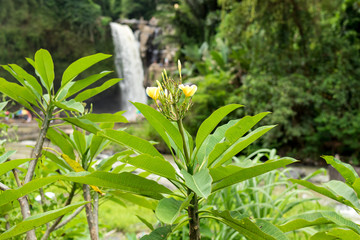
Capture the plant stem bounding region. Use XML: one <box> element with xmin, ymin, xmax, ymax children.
<box><xmin>83</xmin><ymin>184</ymin><xmax>98</xmax><ymax>240</ymax></box>
<box><xmin>5</xmin><ymin>214</ymin><xmax>10</xmax><ymax>230</ymax></box>
<box><xmin>188</xmin><ymin>192</ymin><xmax>201</xmax><ymax>240</ymax></box>
<box><xmin>177</xmin><ymin>119</ymin><xmax>201</xmax><ymax>239</ymax></box>
<box><xmin>54</xmin><ymin>205</ymin><xmax>85</xmax><ymax>230</ymax></box>
<box><xmin>0</xmin><ymin>182</ymin><xmax>10</xmax><ymax>191</ymax></box>
<box><xmin>177</xmin><ymin>119</ymin><xmax>191</xmax><ymax>171</ymax></box>
<box><xmin>41</xmin><ymin>183</ymin><xmax>77</xmax><ymax>240</ymax></box>
<box><xmin>19</xmin><ymin>105</ymin><xmax>54</xmax><ymax>240</ymax></box>
<box><xmin>25</xmin><ymin>106</ymin><xmax>53</xmax><ymax>183</ymax></box>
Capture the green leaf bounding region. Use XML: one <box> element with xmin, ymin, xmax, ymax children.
<box><xmin>0</xmin><ymin>150</ymin><xmax>16</xmax><ymax>164</ymax></box>
<box><xmin>0</xmin><ymin>101</ymin><xmax>8</xmax><ymax>111</ymax></box>
<box><xmin>54</xmin><ymin>99</ymin><xmax>84</xmax><ymax>113</ymax></box>
<box><xmin>324</xmin><ymin>180</ymin><xmax>360</xmax><ymax>210</ymax></box>
<box><xmin>111</xmin><ymin>191</ymin><xmax>158</xmax><ymax>210</ymax></box>
<box><xmin>25</xmin><ymin>58</ymin><xmax>35</xmax><ymax>68</ymax></box>
<box><xmin>352</xmin><ymin>178</ymin><xmax>360</xmax><ymax>198</ymax></box>
<box><xmin>0</xmin><ymin>176</ymin><xmax>61</xmax><ymax>207</ymax></box>
<box><xmin>64</xmin><ymin>171</ymin><xmax>172</xmax><ymax>200</ymax></box>
<box><xmin>210</xmin><ymin>210</ymin><xmax>277</xmax><ymax>240</ymax></box>
<box><xmin>65</xmin><ymin>71</ymin><xmax>112</xmax><ymax>98</ymax></box>
<box><xmin>0</xmin><ymin>159</ymin><xmax>33</xmax><ymax>176</ymax></box>
<box><xmin>96</xmin><ymin>152</ymin><xmax>126</xmax><ymax>171</ymax></box>
<box><xmin>278</xmin><ymin>211</ymin><xmax>333</xmax><ymax>232</ymax></box>
<box><xmin>80</xmin><ymin>111</ymin><xmax>128</xmax><ymax>123</ymax></box>
<box><xmin>89</xmin><ymin>135</ymin><xmax>109</xmax><ymax>160</ymax></box>
<box><xmin>195</xmin><ymin>104</ymin><xmax>242</xmax><ymax>151</ymax></box>
<box><xmin>132</xmin><ymin>102</ymin><xmax>183</xmax><ymax>151</ymax></box>
<box><xmin>44</xmin><ymin>151</ymin><xmax>72</xmax><ymax>171</ymax></box>
<box><xmin>34</xmin><ymin>49</ymin><xmax>54</xmax><ymax>92</ymax></box>
<box><xmin>0</xmin><ymin>172</ymin><xmax>172</xmax><ymax>207</ymax></box>
<box><xmin>0</xmin><ymin>78</ymin><xmax>38</xmax><ymax>110</ymax></box>
<box><xmin>310</xmin><ymin>232</ymin><xmax>337</xmax><ymax>240</ymax></box>
<box><xmin>61</xmin><ymin>53</ymin><xmax>112</xmax><ymax>87</ymax></box>
<box><xmin>212</xmin><ymin>158</ymin><xmax>296</xmax><ymax>192</ymax></box>
<box><xmin>7</xmin><ymin>64</ymin><xmax>43</xmax><ymax>97</ymax></box>
<box><xmin>155</xmin><ymin>198</ymin><xmax>183</xmax><ymax>224</ymax></box>
<box><xmin>279</xmin><ymin>210</ymin><xmax>360</xmax><ymax>235</ymax></box>
<box><xmin>209</xmin><ymin>125</ymin><xmax>275</xmax><ymax>167</ymax></box>
<box><xmin>56</xmin><ymin>81</ymin><xmax>75</xmax><ymax>101</ymax></box>
<box><xmin>74</xmin><ymin>78</ymin><xmax>121</xmax><ymax>102</ymax></box>
<box><xmin>63</xmin><ymin>118</ymin><xmax>101</xmax><ymax>134</ymax></box>
<box><xmin>181</xmin><ymin>168</ymin><xmax>212</xmax><ymax>198</ymax></box>
<box><xmin>72</xmin><ymin>130</ymin><xmax>86</xmax><ymax>155</ymax></box>
<box><xmin>322</xmin><ymin>155</ymin><xmax>358</xmax><ymax>185</ymax></box>
<box><xmin>47</xmin><ymin>128</ymin><xmax>75</xmax><ymax>159</ymax></box>
<box><xmin>137</xmin><ymin>215</ymin><xmax>155</xmax><ymax>231</ymax></box>
<box><xmin>1</xmin><ymin>65</ymin><xmax>41</xmax><ymax>102</ymax></box>
<box><xmin>311</xmin><ymin>228</ymin><xmax>360</xmax><ymax>240</ymax></box>
<box><xmin>195</xmin><ymin>119</ymin><xmax>238</xmax><ymax>162</ymax></box>
<box><xmin>291</xmin><ymin>179</ymin><xmax>343</xmax><ymax>202</ymax></box>
<box><xmin>99</xmin><ymin>129</ymin><xmax>163</xmax><ymax>158</ymax></box>
<box><xmin>140</xmin><ymin>226</ymin><xmax>172</xmax><ymax>240</ymax></box>
<box><xmin>0</xmin><ymin>202</ymin><xmax>87</xmax><ymax>240</ymax></box>
<box><xmin>124</xmin><ymin>154</ymin><xmax>177</xmax><ymax>181</ymax></box>
<box><xmin>255</xmin><ymin>219</ymin><xmax>289</xmax><ymax>240</ymax></box>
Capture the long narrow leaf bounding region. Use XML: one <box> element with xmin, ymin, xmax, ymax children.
<box><xmin>80</xmin><ymin>111</ymin><xmax>128</xmax><ymax>123</ymax></box>
<box><xmin>195</xmin><ymin>104</ymin><xmax>243</xmax><ymax>150</ymax></box>
<box><xmin>0</xmin><ymin>159</ymin><xmax>33</xmax><ymax>176</ymax></box>
<box><xmin>74</xmin><ymin>78</ymin><xmax>121</xmax><ymax>102</ymax></box>
<box><xmin>63</xmin><ymin>118</ymin><xmax>101</xmax><ymax>134</ymax></box>
<box><xmin>99</xmin><ymin>129</ymin><xmax>163</xmax><ymax>158</ymax></box>
<box><xmin>132</xmin><ymin>102</ymin><xmax>183</xmax><ymax>151</ymax></box>
<box><xmin>0</xmin><ymin>151</ymin><xmax>16</xmax><ymax>164</ymax></box>
<box><xmin>124</xmin><ymin>154</ymin><xmax>177</xmax><ymax>181</ymax></box>
<box><xmin>322</xmin><ymin>155</ymin><xmax>358</xmax><ymax>185</ymax></box>
<box><xmin>0</xmin><ymin>202</ymin><xmax>87</xmax><ymax>240</ymax></box>
<box><xmin>34</xmin><ymin>49</ymin><xmax>54</xmax><ymax>92</ymax></box>
<box><xmin>209</xmin><ymin>125</ymin><xmax>276</xmax><ymax>167</ymax></box>
<box><xmin>212</xmin><ymin>158</ymin><xmax>296</xmax><ymax>192</ymax></box>
<box><xmin>7</xmin><ymin>64</ymin><xmax>43</xmax><ymax>97</ymax></box>
<box><xmin>61</xmin><ymin>53</ymin><xmax>111</xmax><ymax>87</ymax></box>
<box><xmin>210</xmin><ymin>210</ymin><xmax>277</xmax><ymax>240</ymax></box>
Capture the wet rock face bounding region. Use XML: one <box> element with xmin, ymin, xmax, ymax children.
<box><xmin>118</xmin><ymin>18</ymin><xmax>177</xmax><ymax>86</ymax></box>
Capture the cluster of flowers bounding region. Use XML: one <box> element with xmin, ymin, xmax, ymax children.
<box><xmin>146</xmin><ymin>60</ymin><xmax>197</xmax><ymax>121</ymax></box>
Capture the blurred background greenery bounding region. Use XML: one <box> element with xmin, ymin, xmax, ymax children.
<box><xmin>1</xmin><ymin>0</ymin><xmax>360</xmax><ymax>162</ymax></box>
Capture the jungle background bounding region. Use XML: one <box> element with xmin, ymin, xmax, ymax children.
<box><xmin>1</xmin><ymin>0</ymin><xmax>360</xmax><ymax>163</ymax></box>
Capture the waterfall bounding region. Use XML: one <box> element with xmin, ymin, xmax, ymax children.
<box><xmin>110</xmin><ymin>22</ymin><xmax>147</xmax><ymax>121</ymax></box>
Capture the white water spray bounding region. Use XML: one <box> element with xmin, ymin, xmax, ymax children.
<box><xmin>110</xmin><ymin>22</ymin><xmax>147</xmax><ymax>121</ymax></box>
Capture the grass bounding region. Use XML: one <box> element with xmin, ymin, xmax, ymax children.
<box><xmin>99</xmin><ymin>200</ymin><xmax>156</xmax><ymax>234</ymax></box>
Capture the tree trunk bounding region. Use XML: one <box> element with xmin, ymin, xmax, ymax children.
<box><xmin>83</xmin><ymin>184</ymin><xmax>98</xmax><ymax>240</ymax></box>
<box><xmin>188</xmin><ymin>193</ymin><xmax>201</xmax><ymax>240</ymax></box>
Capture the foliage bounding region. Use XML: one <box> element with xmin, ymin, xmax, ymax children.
<box><xmin>95</xmin><ymin>65</ymin><xmax>299</xmax><ymax>240</ymax></box>
<box><xmin>291</xmin><ymin>155</ymin><xmax>360</xmax><ymax>238</ymax></box>
<box><xmin>198</xmin><ymin>149</ymin><xmax>330</xmax><ymax>240</ymax></box>
<box><xmin>0</xmin><ymin>49</ymin><xmax>132</xmax><ymax>239</ymax></box>
<box><xmin>157</xmin><ymin>0</ymin><xmax>222</xmax><ymax>49</ymax></box>
<box><xmin>174</xmin><ymin>0</ymin><xmax>360</xmax><ymax>160</ymax></box>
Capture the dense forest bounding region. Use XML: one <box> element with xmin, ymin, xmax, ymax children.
<box><xmin>1</xmin><ymin>0</ymin><xmax>360</xmax><ymax>162</ymax></box>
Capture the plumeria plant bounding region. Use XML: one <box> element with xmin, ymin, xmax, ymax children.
<box><xmin>99</xmin><ymin>60</ymin><xmax>297</xmax><ymax>239</ymax></box>
<box><xmin>0</xmin><ymin>49</ymin><xmax>169</xmax><ymax>240</ymax></box>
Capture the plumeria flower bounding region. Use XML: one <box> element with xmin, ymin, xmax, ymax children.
<box><xmin>146</xmin><ymin>87</ymin><xmax>160</xmax><ymax>100</ymax></box>
<box><xmin>179</xmin><ymin>84</ymin><xmax>197</xmax><ymax>97</ymax></box>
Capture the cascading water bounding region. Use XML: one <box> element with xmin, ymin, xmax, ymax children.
<box><xmin>110</xmin><ymin>22</ymin><xmax>147</xmax><ymax>121</ymax></box>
